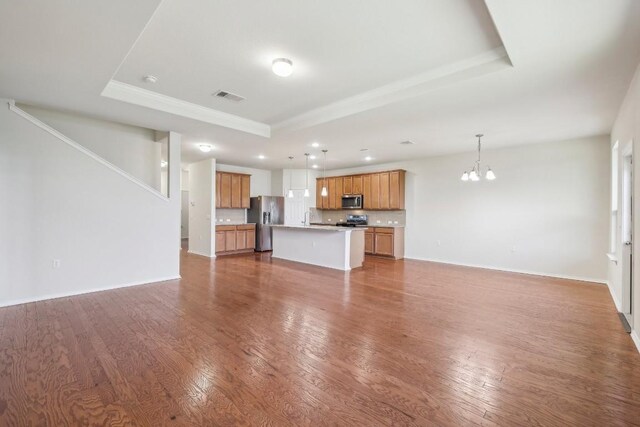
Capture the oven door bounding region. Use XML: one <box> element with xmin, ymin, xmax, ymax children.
<box><xmin>342</xmin><ymin>195</ymin><xmax>363</xmax><ymax>209</ymax></box>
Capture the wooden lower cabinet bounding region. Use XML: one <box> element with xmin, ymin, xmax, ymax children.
<box><xmin>364</xmin><ymin>231</ymin><xmax>374</xmax><ymax>254</ymax></box>
<box><xmin>215</xmin><ymin>224</ymin><xmax>256</xmax><ymax>255</ymax></box>
<box><xmin>364</xmin><ymin>227</ymin><xmax>404</xmax><ymax>259</ymax></box>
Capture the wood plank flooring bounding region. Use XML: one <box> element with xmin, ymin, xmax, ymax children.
<box><xmin>1</xmin><ymin>251</ymin><xmax>639</xmax><ymax>425</ymax></box>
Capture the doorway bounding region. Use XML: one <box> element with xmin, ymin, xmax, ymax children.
<box><xmin>622</xmin><ymin>145</ymin><xmax>633</xmax><ymax>327</ymax></box>
<box><xmin>284</xmin><ymin>189</ymin><xmax>307</xmax><ymax>226</ymax></box>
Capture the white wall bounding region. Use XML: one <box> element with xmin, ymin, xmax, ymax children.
<box><xmin>216</xmin><ymin>163</ymin><xmax>271</xmax><ymax>196</ymax></box>
<box><xmin>20</xmin><ymin>104</ymin><xmax>163</xmax><ymax>191</ymax></box>
<box><xmin>329</xmin><ymin>136</ymin><xmax>610</xmax><ymax>282</ymax></box>
<box><xmin>188</xmin><ymin>159</ymin><xmax>216</xmax><ymax>257</ymax></box>
<box><xmin>610</xmin><ymin>61</ymin><xmax>640</xmax><ymax>346</ymax></box>
<box><xmin>0</xmin><ymin>101</ymin><xmax>181</xmax><ymax>306</ymax></box>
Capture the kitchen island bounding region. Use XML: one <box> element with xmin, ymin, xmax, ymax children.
<box><xmin>271</xmin><ymin>225</ymin><xmax>366</xmax><ymax>271</ymax></box>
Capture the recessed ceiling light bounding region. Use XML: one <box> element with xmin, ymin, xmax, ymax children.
<box><xmin>364</xmin><ymin>156</ymin><xmax>373</xmax><ymax>161</ymax></box>
<box><xmin>160</xmin><ymin>160</ymin><xmax>168</xmax><ymax>168</ymax></box>
<box><xmin>198</xmin><ymin>144</ymin><xmax>213</xmax><ymax>153</ymax></box>
<box><xmin>311</xmin><ymin>142</ymin><xmax>320</xmax><ymax>148</ymax></box>
<box><xmin>258</xmin><ymin>154</ymin><xmax>266</xmax><ymax>159</ymax></box>
<box><xmin>312</xmin><ymin>164</ymin><xmax>319</xmax><ymax>169</ymax></box>
<box><xmin>272</xmin><ymin>58</ymin><xmax>293</xmax><ymax>77</ymax></box>
<box><xmin>143</xmin><ymin>75</ymin><xmax>158</xmax><ymax>84</ymax></box>
<box><xmin>360</xmin><ymin>148</ymin><xmax>369</xmax><ymax>152</ymax></box>
<box><xmin>309</xmin><ymin>155</ymin><xmax>316</xmax><ymax>160</ymax></box>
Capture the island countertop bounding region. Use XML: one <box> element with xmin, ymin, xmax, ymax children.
<box><xmin>271</xmin><ymin>224</ymin><xmax>366</xmax><ymax>232</ymax></box>
<box><xmin>271</xmin><ymin>225</ymin><xmax>366</xmax><ymax>270</ymax></box>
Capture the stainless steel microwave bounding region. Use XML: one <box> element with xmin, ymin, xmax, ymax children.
<box><xmin>342</xmin><ymin>194</ymin><xmax>363</xmax><ymax>209</ymax></box>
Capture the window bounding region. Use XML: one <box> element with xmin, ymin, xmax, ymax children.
<box><xmin>610</xmin><ymin>142</ymin><xmax>619</xmax><ymax>253</ymax></box>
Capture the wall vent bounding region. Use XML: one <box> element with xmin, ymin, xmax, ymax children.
<box><xmin>213</xmin><ymin>90</ymin><xmax>245</xmax><ymax>102</ymax></box>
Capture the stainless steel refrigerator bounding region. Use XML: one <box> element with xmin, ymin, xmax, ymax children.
<box><xmin>247</xmin><ymin>196</ymin><xmax>284</xmax><ymax>251</ymax></box>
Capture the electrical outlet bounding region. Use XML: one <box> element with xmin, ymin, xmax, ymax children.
<box><xmin>52</xmin><ymin>259</ymin><xmax>61</xmax><ymax>269</ymax></box>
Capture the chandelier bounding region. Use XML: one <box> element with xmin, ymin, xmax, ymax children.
<box><xmin>461</xmin><ymin>134</ymin><xmax>496</xmax><ymax>182</ymax></box>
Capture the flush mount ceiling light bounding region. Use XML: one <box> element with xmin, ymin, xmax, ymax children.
<box><xmin>258</xmin><ymin>154</ymin><xmax>266</xmax><ymax>159</ymax></box>
<box><xmin>364</xmin><ymin>156</ymin><xmax>373</xmax><ymax>161</ymax></box>
<box><xmin>309</xmin><ymin>155</ymin><xmax>316</xmax><ymax>160</ymax></box>
<box><xmin>143</xmin><ymin>75</ymin><xmax>158</xmax><ymax>84</ymax></box>
<box><xmin>198</xmin><ymin>144</ymin><xmax>213</xmax><ymax>153</ymax></box>
<box><xmin>272</xmin><ymin>58</ymin><xmax>293</xmax><ymax>77</ymax></box>
<box><xmin>400</xmin><ymin>140</ymin><xmax>415</xmax><ymax>145</ymax></box>
<box><xmin>312</xmin><ymin>164</ymin><xmax>318</xmax><ymax>169</ymax></box>
<box><xmin>160</xmin><ymin>160</ymin><xmax>168</xmax><ymax>168</ymax></box>
<box><xmin>461</xmin><ymin>134</ymin><xmax>496</xmax><ymax>182</ymax></box>
<box><xmin>311</xmin><ymin>142</ymin><xmax>320</xmax><ymax>148</ymax></box>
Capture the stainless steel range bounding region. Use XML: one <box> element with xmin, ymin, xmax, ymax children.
<box><xmin>336</xmin><ymin>214</ymin><xmax>368</xmax><ymax>227</ymax></box>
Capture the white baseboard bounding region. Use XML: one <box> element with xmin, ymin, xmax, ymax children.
<box><xmin>604</xmin><ymin>281</ymin><xmax>623</xmax><ymax>312</ymax></box>
<box><xmin>188</xmin><ymin>249</ymin><xmax>215</xmax><ymax>258</ymax></box>
<box><xmin>403</xmin><ymin>256</ymin><xmax>606</xmax><ymax>284</ymax></box>
<box><xmin>0</xmin><ymin>275</ymin><xmax>181</xmax><ymax>308</ymax></box>
<box><xmin>631</xmin><ymin>330</ymin><xmax>640</xmax><ymax>354</ymax></box>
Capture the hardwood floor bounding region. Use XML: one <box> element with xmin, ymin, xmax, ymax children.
<box><xmin>1</xmin><ymin>251</ymin><xmax>639</xmax><ymax>426</ymax></box>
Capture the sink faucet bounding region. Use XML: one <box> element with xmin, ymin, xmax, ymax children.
<box><xmin>303</xmin><ymin>211</ymin><xmax>311</xmax><ymax>226</ymax></box>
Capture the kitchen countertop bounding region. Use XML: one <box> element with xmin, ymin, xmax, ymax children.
<box><xmin>271</xmin><ymin>224</ymin><xmax>366</xmax><ymax>232</ymax></box>
<box><xmin>311</xmin><ymin>222</ymin><xmax>405</xmax><ymax>228</ymax></box>
<box><xmin>215</xmin><ymin>222</ymin><xmax>256</xmax><ymax>226</ymax></box>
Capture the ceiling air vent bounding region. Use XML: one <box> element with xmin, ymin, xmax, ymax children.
<box><xmin>213</xmin><ymin>90</ymin><xmax>245</xmax><ymax>102</ymax></box>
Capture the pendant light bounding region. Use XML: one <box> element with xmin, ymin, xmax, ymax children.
<box><xmin>287</xmin><ymin>156</ymin><xmax>294</xmax><ymax>198</ymax></box>
<box><xmin>303</xmin><ymin>153</ymin><xmax>310</xmax><ymax>198</ymax></box>
<box><xmin>321</xmin><ymin>150</ymin><xmax>328</xmax><ymax>197</ymax></box>
<box><xmin>461</xmin><ymin>134</ymin><xmax>496</xmax><ymax>182</ymax></box>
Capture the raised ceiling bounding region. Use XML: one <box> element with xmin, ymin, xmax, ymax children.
<box><xmin>1</xmin><ymin>0</ymin><xmax>639</xmax><ymax>170</ymax></box>
<box><xmin>113</xmin><ymin>0</ymin><xmax>504</xmax><ymax>125</ymax></box>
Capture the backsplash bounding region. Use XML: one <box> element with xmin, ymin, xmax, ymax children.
<box><xmin>318</xmin><ymin>209</ymin><xmax>405</xmax><ymax>226</ymax></box>
<box><xmin>215</xmin><ymin>208</ymin><xmax>246</xmax><ymax>224</ymax></box>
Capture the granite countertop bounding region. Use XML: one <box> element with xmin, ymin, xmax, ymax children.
<box><xmin>271</xmin><ymin>224</ymin><xmax>365</xmax><ymax>232</ymax></box>
<box><xmin>311</xmin><ymin>222</ymin><xmax>405</xmax><ymax>228</ymax></box>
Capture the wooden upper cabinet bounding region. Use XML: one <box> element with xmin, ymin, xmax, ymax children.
<box><xmin>316</xmin><ymin>179</ymin><xmax>323</xmax><ymax>208</ymax></box>
<box><xmin>379</xmin><ymin>172</ymin><xmax>390</xmax><ymax>210</ymax></box>
<box><xmin>215</xmin><ymin>172</ymin><xmax>221</xmax><ymax>208</ymax></box>
<box><xmin>343</xmin><ymin>176</ymin><xmax>352</xmax><ymax>194</ymax></box>
<box><xmin>241</xmin><ymin>175</ymin><xmax>250</xmax><ymax>208</ymax></box>
<box><xmin>389</xmin><ymin>170</ymin><xmax>405</xmax><ymax>210</ymax></box>
<box><xmin>328</xmin><ymin>178</ymin><xmax>337</xmax><ymax>209</ymax></box>
<box><xmin>314</xmin><ymin>170</ymin><xmax>404</xmax><ymax>210</ymax></box>
<box><xmin>352</xmin><ymin>176</ymin><xmax>363</xmax><ymax>195</ymax></box>
<box><xmin>363</xmin><ymin>174</ymin><xmax>372</xmax><ymax>209</ymax></box>
<box><xmin>370</xmin><ymin>173</ymin><xmax>380</xmax><ymax>209</ymax></box>
<box><xmin>216</xmin><ymin>172</ymin><xmax>251</xmax><ymax>209</ymax></box>
<box><xmin>334</xmin><ymin>177</ymin><xmax>343</xmax><ymax>209</ymax></box>
<box><xmin>220</xmin><ymin>173</ymin><xmax>232</xmax><ymax>208</ymax></box>
<box><xmin>231</xmin><ymin>174</ymin><xmax>241</xmax><ymax>208</ymax></box>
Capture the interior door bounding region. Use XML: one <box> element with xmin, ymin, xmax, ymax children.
<box><xmin>285</xmin><ymin>190</ymin><xmax>306</xmax><ymax>225</ymax></box>
<box><xmin>622</xmin><ymin>149</ymin><xmax>633</xmax><ymax>324</ymax></box>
